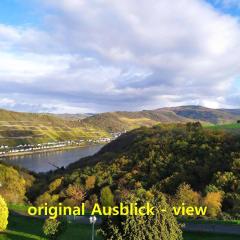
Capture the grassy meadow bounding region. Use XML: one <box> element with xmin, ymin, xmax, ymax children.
<box><xmin>1</xmin><ymin>214</ymin><xmax>239</xmax><ymax>240</ymax></box>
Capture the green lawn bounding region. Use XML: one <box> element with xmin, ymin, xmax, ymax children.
<box><xmin>1</xmin><ymin>215</ymin><xmax>239</xmax><ymax>240</ymax></box>
<box><xmin>184</xmin><ymin>232</ymin><xmax>239</xmax><ymax>240</ymax></box>
<box><xmin>0</xmin><ymin>215</ymin><xmax>102</xmax><ymax>240</ymax></box>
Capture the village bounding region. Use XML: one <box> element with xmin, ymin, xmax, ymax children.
<box><xmin>0</xmin><ymin>132</ymin><xmax>124</xmax><ymax>157</ymax></box>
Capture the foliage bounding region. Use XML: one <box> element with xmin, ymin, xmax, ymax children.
<box><xmin>0</xmin><ymin>163</ymin><xmax>33</xmax><ymax>204</ymax></box>
<box><xmin>100</xmin><ymin>186</ymin><xmax>115</xmax><ymax>207</ymax></box>
<box><xmin>43</xmin><ymin>218</ymin><xmax>61</xmax><ymax>239</ymax></box>
<box><xmin>85</xmin><ymin>176</ymin><xmax>96</xmax><ymax>190</ymax></box>
<box><xmin>100</xmin><ymin>195</ymin><xmax>183</xmax><ymax>240</ymax></box>
<box><xmin>65</xmin><ymin>184</ymin><xmax>86</xmax><ymax>205</ymax></box>
<box><xmin>35</xmin><ymin>192</ymin><xmax>59</xmax><ymax>206</ymax></box>
<box><xmin>36</xmin><ymin>123</ymin><xmax>240</xmax><ymax>219</ymax></box>
<box><xmin>203</xmin><ymin>192</ymin><xmax>222</xmax><ymax>218</ymax></box>
<box><xmin>0</xmin><ymin>195</ymin><xmax>8</xmax><ymax>232</ymax></box>
<box><xmin>48</xmin><ymin>178</ymin><xmax>63</xmax><ymax>193</ymax></box>
<box><xmin>174</xmin><ymin>183</ymin><xmax>201</xmax><ymax>207</ymax></box>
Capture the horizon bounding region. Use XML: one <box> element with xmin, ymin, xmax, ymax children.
<box><xmin>1</xmin><ymin>104</ymin><xmax>240</xmax><ymax>115</ymax></box>
<box><xmin>0</xmin><ymin>0</ymin><xmax>240</xmax><ymax>113</ymax></box>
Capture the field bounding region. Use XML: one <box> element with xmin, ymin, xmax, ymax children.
<box><xmin>206</xmin><ymin>123</ymin><xmax>240</xmax><ymax>133</ymax></box>
<box><xmin>1</xmin><ymin>215</ymin><xmax>239</xmax><ymax>240</ymax></box>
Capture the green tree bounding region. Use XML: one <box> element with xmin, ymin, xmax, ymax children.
<box><xmin>0</xmin><ymin>164</ymin><xmax>26</xmax><ymax>203</ymax></box>
<box><xmin>0</xmin><ymin>195</ymin><xmax>8</xmax><ymax>232</ymax></box>
<box><xmin>100</xmin><ymin>186</ymin><xmax>115</xmax><ymax>207</ymax></box>
<box><xmin>100</xmin><ymin>195</ymin><xmax>182</xmax><ymax>240</ymax></box>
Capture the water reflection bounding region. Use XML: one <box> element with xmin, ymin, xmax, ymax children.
<box><xmin>1</xmin><ymin>145</ymin><xmax>103</xmax><ymax>173</ymax></box>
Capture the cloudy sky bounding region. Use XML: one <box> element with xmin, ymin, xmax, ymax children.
<box><xmin>0</xmin><ymin>0</ymin><xmax>239</xmax><ymax>113</ymax></box>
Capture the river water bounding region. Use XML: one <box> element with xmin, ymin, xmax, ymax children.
<box><xmin>1</xmin><ymin>145</ymin><xmax>103</xmax><ymax>173</ymax></box>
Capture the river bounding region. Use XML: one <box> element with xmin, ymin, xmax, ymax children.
<box><xmin>1</xmin><ymin>145</ymin><xmax>103</xmax><ymax>173</ymax></box>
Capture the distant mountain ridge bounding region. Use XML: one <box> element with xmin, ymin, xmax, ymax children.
<box><xmin>0</xmin><ymin>106</ymin><xmax>239</xmax><ymax>146</ymax></box>
<box><xmin>80</xmin><ymin>105</ymin><xmax>240</xmax><ymax>132</ymax></box>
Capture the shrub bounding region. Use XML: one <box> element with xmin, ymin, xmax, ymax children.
<box><xmin>100</xmin><ymin>186</ymin><xmax>115</xmax><ymax>207</ymax></box>
<box><xmin>43</xmin><ymin>218</ymin><xmax>61</xmax><ymax>239</ymax></box>
<box><xmin>203</xmin><ymin>192</ymin><xmax>222</xmax><ymax>218</ymax></box>
<box><xmin>0</xmin><ymin>195</ymin><xmax>8</xmax><ymax>231</ymax></box>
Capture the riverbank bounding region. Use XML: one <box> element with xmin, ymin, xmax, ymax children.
<box><xmin>0</xmin><ymin>143</ymin><xmax>104</xmax><ymax>158</ymax></box>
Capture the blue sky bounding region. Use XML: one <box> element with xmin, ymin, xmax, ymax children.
<box><xmin>0</xmin><ymin>0</ymin><xmax>239</xmax><ymax>113</ymax></box>
<box><xmin>207</xmin><ymin>0</ymin><xmax>240</xmax><ymax>16</ymax></box>
<box><xmin>0</xmin><ymin>0</ymin><xmax>42</xmax><ymax>26</ymax></box>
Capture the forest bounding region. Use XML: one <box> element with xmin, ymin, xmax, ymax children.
<box><xmin>11</xmin><ymin>122</ymin><xmax>236</xmax><ymax>220</ymax></box>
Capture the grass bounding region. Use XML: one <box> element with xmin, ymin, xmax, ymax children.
<box><xmin>206</xmin><ymin>123</ymin><xmax>240</xmax><ymax>131</ymax></box>
<box><xmin>183</xmin><ymin>232</ymin><xmax>240</xmax><ymax>240</ymax></box>
<box><xmin>179</xmin><ymin>218</ymin><xmax>240</xmax><ymax>225</ymax></box>
<box><xmin>1</xmin><ymin>214</ymin><xmax>240</xmax><ymax>240</ymax></box>
<box><xmin>8</xmin><ymin>204</ymin><xmax>30</xmax><ymax>214</ymax></box>
<box><xmin>0</xmin><ymin>214</ymin><xmax>102</xmax><ymax>240</ymax></box>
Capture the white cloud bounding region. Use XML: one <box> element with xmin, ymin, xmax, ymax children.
<box><xmin>0</xmin><ymin>0</ymin><xmax>240</xmax><ymax>112</ymax></box>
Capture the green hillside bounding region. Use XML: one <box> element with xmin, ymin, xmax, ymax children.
<box><xmin>81</xmin><ymin>109</ymin><xmax>191</xmax><ymax>132</ymax></box>
<box><xmin>81</xmin><ymin>106</ymin><xmax>240</xmax><ymax>132</ymax></box>
<box><xmin>0</xmin><ymin>109</ymin><xmax>108</xmax><ymax>147</ymax></box>
<box><xmin>1</xmin><ymin>106</ymin><xmax>240</xmax><ymax>147</ymax></box>
<box><xmin>168</xmin><ymin>106</ymin><xmax>239</xmax><ymax>124</ymax></box>
<box><xmin>37</xmin><ymin>123</ymin><xmax>239</xmax><ymax>220</ymax></box>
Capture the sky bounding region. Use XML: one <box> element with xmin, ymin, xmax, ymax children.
<box><xmin>0</xmin><ymin>0</ymin><xmax>239</xmax><ymax>113</ymax></box>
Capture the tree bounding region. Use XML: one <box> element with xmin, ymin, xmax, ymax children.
<box><xmin>85</xmin><ymin>176</ymin><xmax>96</xmax><ymax>190</ymax></box>
<box><xmin>100</xmin><ymin>186</ymin><xmax>115</xmax><ymax>207</ymax></box>
<box><xmin>175</xmin><ymin>183</ymin><xmax>201</xmax><ymax>206</ymax></box>
<box><xmin>35</xmin><ymin>192</ymin><xmax>59</xmax><ymax>206</ymax></box>
<box><xmin>0</xmin><ymin>195</ymin><xmax>8</xmax><ymax>232</ymax></box>
<box><xmin>65</xmin><ymin>184</ymin><xmax>86</xmax><ymax>205</ymax></box>
<box><xmin>100</xmin><ymin>195</ymin><xmax>183</xmax><ymax>240</ymax></box>
<box><xmin>203</xmin><ymin>192</ymin><xmax>222</xmax><ymax>218</ymax></box>
<box><xmin>0</xmin><ymin>164</ymin><xmax>26</xmax><ymax>203</ymax></box>
<box><xmin>48</xmin><ymin>178</ymin><xmax>63</xmax><ymax>193</ymax></box>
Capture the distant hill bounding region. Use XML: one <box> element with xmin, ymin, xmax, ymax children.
<box><xmin>49</xmin><ymin>113</ymin><xmax>94</xmax><ymax>120</ymax></box>
<box><xmin>162</xmin><ymin>106</ymin><xmax>239</xmax><ymax>124</ymax></box>
<box><xmin>0</xmin><ymin>109</ymin><xmax>108</xmax><ymax>147</ymax></box>
<box><xmin>0</xmin><ymin>106</ymin><xmax>239</xmax><ymax>146</ymax></box>
<box><xmin>81</xmin><ymin>106</ymin><xmax>240</xmax><ymax>132</ymax></box>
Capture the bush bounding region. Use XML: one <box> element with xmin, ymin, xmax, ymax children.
<box><xmin>43</xmin><ymin>218</ymin><xmax>62</xmax><ymax>239</ymax></box>
<box><xmin>100</xmin><ymin>186</ymin><xmax>115</xmax><ymax>207</ymax></box>
<box><xmin>0</xmin><ymin>195</ymin><xmax>8</xmax><ymax>231</ymax></box>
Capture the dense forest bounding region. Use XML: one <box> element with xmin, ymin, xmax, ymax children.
<box><xmin>21</xmin><ymin>122</ymin><xmax>239</xmax><ymax>220</ymax></box>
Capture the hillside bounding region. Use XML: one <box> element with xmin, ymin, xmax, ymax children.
<box><xmin>81</xmin><ymin>109</ymin><xmax>192</xmax><ymax>132</ymax></box>
<box><xmin>0</xmin><ymin>109</ymin><xmax>108</xmax><ymax>147</ymax></box>
<box><xmin>166</xmin><ymin>106</ymin><xmax>240</xmax><ymax>124</ymax></box>
<box><xmin>81</xmin><ymin>106</ymin><xmax>240</xmax><ymax>132</ymax></box>
<box><xmin>49</xmin><ymin>113</ymin><xmax>94</xmax><ymax>120</ymax></box>
<box><xmin>1</xmin><ymin>106</ymin><xmax>240</xmax><ymax>146</ymax></box>
<box><xmin>37</xmin><ymin>123</ymin><xmax>240</xmax><ymax>219</ymax></box>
